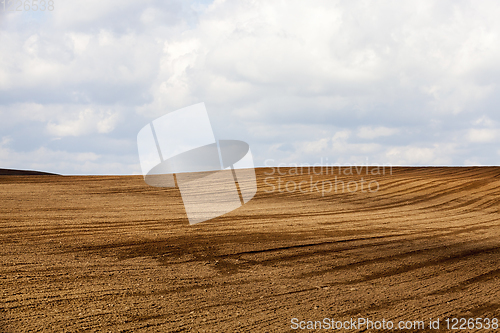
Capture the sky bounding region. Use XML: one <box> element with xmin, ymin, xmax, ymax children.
<box><xmin>1</xmin><ymin>0</ymin><xmax>500</xmax><ymax>175</ymax></box>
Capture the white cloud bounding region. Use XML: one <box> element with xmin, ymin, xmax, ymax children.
<box><xmin>138</xmin><ymin>0</ymin><xmax>500</xmax><ymax>116</ymax></box>
<box><xmin>473</xmin><ymin>116</ymin><xmax>495</xmax><ymax>127</ymax></box>
<box><xmin>385</xmin><ymin>144</ymin><xmax>456</xmax><ymax>165</ymax></box>
<box><xmin>467</xmin><ymin>128</ymin><xmax>497</xmax><ymax>143</ymax></box>
<box><xmin>0</xmin><ymin>138</ymin><xmax>140</xmax><ymax>175</ymax></box>
<box><xmin>357</xmin><ymin>126</ymin><xmax>400</xmax><ymax>139</ymax></box>
<box><xmin>46</xmin><ymin>108</ymin><xmax>119</xmax><ymax>137</ymax></box>
<box><xmin>68</xmin><ymin>33</ymin><xmax>92</xmax><ymax>54</ymax></box>
<box><xmin>1</xmin><ymin>136</ymin><xmax>12</xmax><ymax>146</ymax></box>
<box><xmin>2</xmin><ymin>0</ymin><xmax>500</xmax><ymax>173</ymax></box>
<box><xmin>332</xmin><ymin>130</ymin><xmax>351</xmax><ymax>142</ymax></box>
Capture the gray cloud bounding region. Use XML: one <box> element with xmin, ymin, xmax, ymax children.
<box><xmin>1</xmin><ymin>0</ymin><xmax>500</xmax><ymax>174</ymax></box>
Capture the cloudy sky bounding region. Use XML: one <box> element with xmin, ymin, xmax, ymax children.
<box><xmin>1</xmin><ymin>0</ymin><xmax>500</xmax><ymax>174</ymax></box>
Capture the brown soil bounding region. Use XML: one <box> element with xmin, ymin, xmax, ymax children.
<box><xmin>1</xmin><ymin>167</ymin><xmax>500</xmax><ymax>332</ymax></box>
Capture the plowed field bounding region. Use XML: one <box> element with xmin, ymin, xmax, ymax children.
<box><xmin>1</xmin><ymin>167</ymin><xmax>500</xmax><ymax>332</ymax></box>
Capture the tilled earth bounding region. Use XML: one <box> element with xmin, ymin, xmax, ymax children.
<box><xmin>1</xmin><ymin>167</ymin><xmax>500</xmax><ymax>332</ymax></box>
